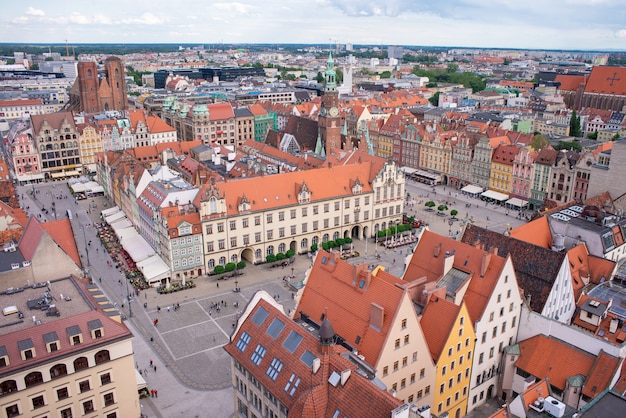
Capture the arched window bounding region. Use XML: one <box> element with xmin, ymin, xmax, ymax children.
<box><xmin>278</xmin><ymin>243</ymin><xmax>286</xmax><ymax>253</ymax></box>
<box><xmin>25</xmin><ymin>371</ymin><xmax>43</xmax><ymax>387</ymax></box>
<box><xmin>60</xmin><ymin>142</ymin><xmax>66</xmax><ymax>149</ymax></box>
<box><xmin>333</xmin><ymin>231</ymin><xmax>340</xmax><ymax>240</ymax></box>
<box><xmin>230</xmin><ymin>254</ymin><xmax>237</xmax><ymax>263</ymax></box>
<box><xmin>87</xmin><ymin>69</ymin><xmax>92</xmax><ymax>77</ymax></box>
<box><xmin>312</xmin><ymin>236</ymin><xmax>319</xmax><ymax>245</ymax></box>
<box><xmin>255</xmin><ymin>249</ymin><xmax>262</xmax><ymax>259</ymax></box>
<box><xmin>266</xmin><ymin>245</ymin><xmax>274</xmax><ymax>255</ymax></box>
<box><xmin>209</xmin><ymin>197</ymin><xmax>217</xmax><ymax>214</ymax></box>
<box><xmin>94</xmin><ymin>350</ymin><xmax>110</xmax><ymax>365</ymax></box>
<box><xmin>0</xmin><ymin>380</ymin><xmax>17</xmax><ymax>395</ymax></box>
<box><xmin>219</xmin><ymin>256</ymin><xmax>226</xmax><ymax>265</ymax></box>
<box><xmin>50</xmin><ymin>364</ymin><xmax>67</xmax><ymax>379</ymax></box>
<box><xmin>115</xmin><ymin>68</ymin><xmax>119</xmax><ymax>75</ymax></box>
<box><xmin>207</xmin><ymin>259</ymin><xmax>215</xmax><ymax>268</ymax></box>
<box><xmin>322</xmin><ymin>234</ymin><xmax>329</xmax><ymax>243</ymax></box>
<box><xmin>74</xmin><ymin>357</ymin><xmax>88</xmax><ymax>372</ymax></box>
<box><xmin>301</xmin><ymin>238</ymin><xmax>308</xmax><ymax>249</ymax></box>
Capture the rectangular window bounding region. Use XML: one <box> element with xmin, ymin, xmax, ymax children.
<box><xmin>217</xmin><ymin>223</ymin><xmax>224</xmax><ymax>232</ymax></box>
<box><xmin>420</xmin><ymin>368</ymin><xmax>425</xmax><ymax>378</ymax></box>
<box><xmin>267</xmin><ymin>213</ymin><xmax>273</xmax><ymax>223</ymax></box>
<box><xmin>393</xmin><ymin>361</ymin><xmax>399</xmax><ymax>371</ymax></box>
<box><xmin>32</xmin><ymin>395</ymin><xmax>45</xmax><ymax>409</ymax></box>
<box><xmin>83</xmin><ymin>400</ymin><xmax>95</xmax><ymax>414</ymax></box>
<box><xmin>230</xmin><ymin>220</ymin><xmax>236</xmax><ymax>230</ymax></box>
<box><xmin>79</xmin><ymin>379</ymin><xmax>90</xmax><ymax>393</ymax></box>
<box><xmin>279</xmin><ymin>211</ymin><xmax>285</xmax><ymax>221</ymax></box>
<box><xmin>334</xmin><ymin>202</ymin><xmax>340</xmax><ymax>211</ymax></box>
<box><xmin>100</xmin><ymin>373</ymin><xmax>111</xmax><ymax>386</ymax></box>
<box><xmin>383</xmin><ymin>366</ymin><xmax>388</xmax><ymax>376</ymax></box>
<box><xmin>255</xmin><ymin>232</ymin><xmax>261</xmax><ymax>243</ymax></box>
<box><xmin>324</xmin><ymin>203</ymin><xmax>329</xmax><ymax>213</ymax></box>
<box><xmin>104</xmin><ymin>392</ymin><xmax>115</xmax><ymax>407</ymax></box>
<box><xmin>231</xmin><ymin>237</ymin><xmax>237</xmax><ymax>247</ymax></box>
<box><xmin>255</xmin><ymin>216</ymin><xmax>261</xmax><ymax>225</ymax></box>
<box><xmin>313</xmin><ymin>206</ymin><xmax>319</xmax><ymax>215</ymax></box>
<box><xmin>401</xmin><ymin>318</ymin><xmax>407</xmax><ymax>329</ymax></box>
<box><xmin>291</xmin><ymin>225</ymin><xmax>296</xmax><ymax>235</ymax></box>
<box><xmin>312</xmin><ymin>221</ymin><xmax>318</xmax><ymax>231</ymax></box>
<box><xmin>60</xmin><ymin>408</ymin><xmax>72</xmax><ymax>418</ymax></box>
<box><xmin>57</xmin><ymin>387</ymin><xmax>69</xmax><ymax>400</ymax></box>
<box><xmin>243</xmin><ymin>218</ymin><xmax>249</xmax><ymax>228</ymax></box>
<box><xmin>402</xmin><ymin>356</ymin><xmax>408</xmax><ymax>367</ymax></box>
<box><xmin>218</xmin><ymin>239</ymin><xmax>225</xmax><ymax>250</ymax></box>
<box><xmin>206</xmin><ymin>224</ymin><xmax>213</xmax><ymax>234</ymax></box>
<box><xmin>302</xmin><ymin>207</ymin><xmax>307</xmax><ymax>217</ymax></box>
<box><xmin>344</xmin><ymin>214</ymin><xmax>350</xmax><ymax>224</ymax></box>
<box><xmin>251</xmin><ymin>345</ymin><xmax>267</xmax><ymax>365</ymax></box>
<box><xmin>395</xmin><ymin>339</ymin><xmax>400</xmax><ymax>349</ymax></box>
<box><xmin>301</xmin><ymin>223</ymin><xmax>307</xmax><ymax>233</ymax></box>
<box><xmin>290</xmin><ymin>209</ymin><xmax>296</xmax><ymax>219</ymax></box>
<box><xmin>334</xmin><ymin>216</ymin><xmax>339</xmax><ymax>226</ymax></box>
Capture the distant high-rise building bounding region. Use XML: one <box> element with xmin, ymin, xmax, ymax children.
<box><xmin>387</xmin><ymin>46</ymin><xmax>404</xmax><ymax>60</ymax></box>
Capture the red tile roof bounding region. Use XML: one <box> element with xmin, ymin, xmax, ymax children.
<box><xmin>584</xmin><ymin>66</ymin><xmax>626</xmax><ymax>96</ymax></box>
<box><xmin>510</xmin><ymin>216</ymin><xmax>552</xmax><ymax>249</ymax></box>
<box><xmin>555</xmin><ymin>74</ymin><xmax>587</xmax><ymax>92</ymax></box>
<box><xmin>295</xmin><ymin>251</ymin><xmax>406</xmax><ymax>365</ymax></box>
<box><xmin>420</xmin><ymin>297</ymin><xmax>463</xmax><ymax>362</ymax></box>
<box><xmin>224</xmin><ymin>294</ymin><xmax>402</xmax><ymax>417</ymax></box>
<box><xmin>515</xmin><ymin>335</ymin><xmax>596</xmax><ymax>391</ymax></box>
<box><xmin>41</xmin><ymin>218</ymin><xmax>81</xmax><ymax>267</ymax></box>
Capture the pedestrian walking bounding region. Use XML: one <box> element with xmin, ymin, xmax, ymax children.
<box><xmin>150</xmin><ymin>359</ymin><xmax>153</xmax><ymax>367</ymax></box>
<box><xmin>155</xmin><ymin>389</ymin><xmax>158</xmax><ymax>397</ymax></box>
<box><xmin>150</xmin><ymin>389</ymin><xmax>154</xmax><ymax>397</ymax></box>
<box><xmin>216</xmin><ymin>282</ymin><xmax>219</xmax><ymax>288</ymax></box>
<box><xmin>154</xmin><ymin>365</ymin><xmax>157</xmax><ymax>372</ymax></box>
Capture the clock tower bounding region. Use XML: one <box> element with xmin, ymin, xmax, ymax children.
<box><xmin>318</xmin><ymin>52</ymin><xmax>342</xmax><ymax>156</ymax></box>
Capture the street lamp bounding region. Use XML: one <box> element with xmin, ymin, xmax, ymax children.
<box><xmin>234</xmin><ymin>280</ymin><xmax>239</xmax><ymax>293</ymax></box>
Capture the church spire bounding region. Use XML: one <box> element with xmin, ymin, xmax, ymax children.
<box><xmin>324</xmin><ymin>52</ymin><xmax>337</xmax><ymax>92</ymax></box>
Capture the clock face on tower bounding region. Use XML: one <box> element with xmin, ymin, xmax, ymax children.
<box><xmin>329</xmin><ymin>107</ymin><xmax>339</xmax><ymax>117</ymax></box>
<box><xmin>319</xmin><ymin>108</ymin><xmax>327</xmax><ymax>117</ymax></box>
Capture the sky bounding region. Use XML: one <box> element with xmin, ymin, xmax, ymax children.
<box><xmin>2</xmin><ymin>0</ymin><xmax>626</xmax><ymax>51</ymax></box>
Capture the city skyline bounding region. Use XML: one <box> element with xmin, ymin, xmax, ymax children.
<box><xmin>2</xmin><ymin>1</ymin><xmax>626</xmax><ymax>51</ymax></box>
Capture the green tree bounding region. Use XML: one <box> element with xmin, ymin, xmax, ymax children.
<box><xmin>236</xmin><ymin>261</ymin><xmax>246</xmax><ymax>270</ymax></box>
<box><xmin>315</xmin><ymin>71</ymin><xmax>324</xmax><ymax>83</ymax></box>
<box><xmin>450</xmin><ymin>209</ymin><xmax>458</xmax><ymax>218</ymax></box>
<box><xmin>569</xmin><ymin>110</ymin><xmax>582</xmax><ymax>137</ymax></box>
<box><xmin>531</xmin><ymin>134</ymin><xmax>550</xmax><ymax>150</ymax></box>
<box><xmin>379</xmin><ymin>70</ymin><xmax>392</xmax><ymax>79</ymax></box>
<box><xmin>310</xmin><ymin>243</ymin><xmax>318</xmax><ymax>252</ymax></box>
<box><xmin>612</xmin><ymin>133</ymin><xmax>621</xmax><ymax>141</ymax></box>
<box><xmin>266</xmin><ymin>254</ymin><xmax>277</xmax><ymax>263</ymax></box>
<box><xmin>213</xmin><ymin>265</ymin><xmax>225</xmax><ymax>275</ymax></box>
<box><xmin>554</xmin><ymin>140</ymin><xmax>582</xmax><ymax>152</ymax></box>
<box><xmin>446</xmin><ymin>63</ymin><xmax>459</xmax><ymax>73</ymax></box>
<box><xmin>587</xmin><ymin>131</ymin><xmax>598</xmax><ymax>140</ymax></box>
<box><xmin>429</xmin><ymin>92</ymin><xmax>440</xmax><ymax>107</ymax></box>
<box><xmin>224</xmin><ymin>262</ymin><xmax>236</xmax><ymax>272</ymax></box>
<box><xmin>437</xmin><ymin>204</ymin><xmax>448</xmax><ymax>213</ymax></box>
<box><xmin>425</xmin><ymin>201</ymin><xmax>436</xmax><ymax>210</ymax></box>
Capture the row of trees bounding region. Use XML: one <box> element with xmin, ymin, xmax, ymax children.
<box><xmin>411</xmin><ymin>64</ymin><xmax>486</xmax><ymax>93</ymax></box>
<box><xmin>310</xmin><ymin>237</ymin><xmax>353</xmax><ymax>253</ymax></box>
<box><xmin>376</xmin><ymin>224</ymin><xmax>414</xmax><ymax>238</ymax></box>
<box><xmin>424</xmin><ymin>201</ymin><xmax>459</xmax><ymax>217</ymax></box>
<box><xmin>212</xmin><ymin>260</ymin><xmax>246</xmax><ymax>275</ymax></box>
<box><xmin>265</xmin><ymin>249</ymin><xmax>295</xmax><ymax>264</ymax></box>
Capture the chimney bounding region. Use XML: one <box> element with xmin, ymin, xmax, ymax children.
<box><xmin>369</xmin><ymin>303</ymin><xmax>384</xmax><ymax>331</ymax></box>
<box><xmin>434</xmin><ymin>243</ymin><xmax>442</xmax><ymax>258</ymax></box>
<box><xmin>340</xmin><ymin>369</ymin><xmax>351</xmax><ymax>386</ymax></box>
<box><xmin>481</xmin><ymin>252</ymin><xmax>491</xmax><ymax>277</ymax></box>
<box><xmin>312</xmin><ymin>357</ymin><xmax>321</xmax><ymax>374</ymax></box>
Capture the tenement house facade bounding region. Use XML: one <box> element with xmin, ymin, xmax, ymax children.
<box><xmin>194</xmin><ymin>160</ymin><xmax>405</xmax><ymax>269</ymax></box>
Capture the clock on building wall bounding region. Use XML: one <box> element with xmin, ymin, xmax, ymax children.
<box><xmin>329</xmin><ymin>107</ymin><xmax>339</xmax><ymax>117</ymax></box>
<box><xmin>319</xmin><ymin>108</ymin><xmax>327</xmax><ymax>117</ymax></box>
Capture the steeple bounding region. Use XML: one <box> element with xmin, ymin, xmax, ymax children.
<box><xmin>324</xmin><ymin>52</ymin><xmax>337</xmax><ymax>92</ymax></box>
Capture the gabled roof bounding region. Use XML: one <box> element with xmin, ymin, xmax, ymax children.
<box><xmin>30</xmin><ymin>111</ymin><xmax>75</xmax><ymax>135</ymax></box>
<box><xmin>555</xmin><ymin>74</ymin><xmax>587</xmax><ymax>92</ymax></box>
<box><xmin>515</xmin><ymin>334</ymin><xmax>596</xmax><ymax>391</ymax></box>
<box><xmin>295</xmin><ymin>251</ymin><xmax>406</xmax><ymax>365</ymax></box>
<box><xmin>492</xmin><ymin>144</ymin><xmax>520</xmax><ymax>166</ymax></box>
<box><xmin>17</xmin><ymin>216</ymin><xmax>46</xmax><ymax>261</ymax></box>
<box><xmin>582</xmin><ymin>350</ymin><xmax>621</xmax><ymax>399</ymax></box>
<box><xmin>420</xmin><ymin>297</ymin><xmax>463</xmax><ymax>362</ymax></box>
<box><xmin>461</xmin><ymin>225</ymin><xmax>567</xmax><ymax>313</ymax></box>
<box><xmin>41</xmin><ymin>218</ymin><xmax>81</xmax><ymax>267</ymax></box>
<box><xmin>224</xmin><ymin>292</ymin><xmax>402</xmax><ymax>417</ymax></box>
<box><xmin>510</xmin><ymin>216</ymin><xmax>553</xmax><ymax>249</ymax></box>
<box><xmin>207</xmin><ymin>102</ymin><xmax>234</xmax><ymax>120</ymax></box>
<box><xmin>585</xmin><ymin>66</ymin><xmax>626</xmax><ymax>96</ymax></box>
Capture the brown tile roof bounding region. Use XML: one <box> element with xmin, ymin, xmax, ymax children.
<box><xmin>17</xmin><ymin>216</ymin><xmax>45</xmax><ymax>261</ymax></box>
<box><xmin>30</xmin><ymin>111</ymin><xmax>75</xmax><ymax>135</ymax></box>
<box><xmin>420</xmin><ymin>297</ymin><xmax>463</xmax><ymax>362</ymax></box>
<box><xmin>0</xmin><ymin>309</ymin><xmax>131</xmax><ymax>376</ymax></box>
<box><xmin>534</xmin><ymin>147</ymin><xmax>558</xmax><ymax>165</ymax></box>
<box><xmin>284</xmin><ymin>115</ymin><xmax>319</xmax><ymax>152</ymax></box>
<box><xmin>224</xmin><ymin>294</ymin><xmax>402</xmax><ymax>417</ymax></box>
<box><xmin>515</xmin><ymin>334</ymin><xmax>596</xmax><ymax>391</ymax></box>
<box><xmin>510</xmin><ymin>216</ymin><xmax>552</xmax><ymax>249</ymax></box>
<box><xmin>584</xmin><ymin>66</ymin><xmax>626</xmax><ymax>96</ymax></box>
<box><xmin>582</xmin><ymin>350</ymin><xmax>621</xmax><ymax>399</ymax></box>
<box><xmin>41</xmin><ymin>218</ymin><xmax>81</xmax><ymax>267</ymax></box>
<box><xmin>520</xmin><ymin>379</ymin><xmax>552</xmax><ymax>411</ymax></box>
<box><xmin>492</xmin><ymin>144</ymin><xmax>520</xmax><ymax>165</ymax></box>
<box><xmin>295</xmin><ymin>251</ymin><xmax>405</xmax><ymax>365</ymax></box>
<box><xmin>461</xmin><ymin>225</ymin><xmax>566</xmax><ymax>313</ymax></box>
<box><xmin>194</xmin><ymin>162</ymin><xmax>376</xmax><ymax>217</ymax></box>
<box><xmin>208</xmin><ymin>102</ymin><xmax>234</xmax><ymax>120</ymax></box>
<box><xmin>555</xmin><ymin>74</ymin><xmax>587</xmax><ymax>92</ymax></box>
<box><xmin>0</xmin><ymin>99</ymin><xmax>43</xmax><ymax>107</ymax></box>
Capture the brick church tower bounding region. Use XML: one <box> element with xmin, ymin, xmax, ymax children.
<box><xmin>69</xmin><ymin>56</ymin><xmax>128</xmax><ymax>112</ymax></box>
<box><xmin>318</xmin><ymin>52</ymin><xmax>342</xmax><ymax>156</ymax></box>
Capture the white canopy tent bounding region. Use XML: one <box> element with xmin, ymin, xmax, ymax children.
<box><xmin>110</xmin><ymin>218</ymin><xmax>132</xmax><ymax>234</ymax></box>
<box><xmin>101</xmin><ymin>206</ymin><xmax>120</xmax><ymax>217</ymax></box>
<box><xmin>115</xmin><ymin>226</ymin><xmax>137</xmax><ymax>243</ymax></box>
<box><xmin>461</xmin><ymin>185</ymin><xmax>483</xmax><ymax>196</ymax></box>
<box><xmin>136</xmin><ymin>255</ymin><xmax>170</xmax><ymax>287</ymax></box>
<box><xmin>481</xmin><ymin>190</ymin><xmax>509</xmax><ymax>202</ymax></box>
<box><xmin>505</xmin><ymin>197</ymin><xmax>529</xmax><ymax>209</ymax></box>
<box><xmin>104</xmin><ymin>211</ymin><xmax>125</xmax><ymax>225</ymax></box>
<box><xmin>120</xmin><ymin>235</ymin><xmax>155</xmax><ymax>262</ymax></box>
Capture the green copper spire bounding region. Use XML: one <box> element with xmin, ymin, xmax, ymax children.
<box><xmin>324</xmin><ymin>52</ymin><xmax>337</xmax><ymax>92</ymax></box>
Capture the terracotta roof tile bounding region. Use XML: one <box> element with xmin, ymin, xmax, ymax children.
<box><xmin>41</xmin><ymin>218</ymin><xmax>81</xmax><ymax>267</ymax></box>
<box><xmin>516</xmin><ymin>335</ymin><xmax>596</xmax><ymax>391</ymax></box>
<box><xmin>510</xmin><ymin>216</ymin><xmax>553</xmax><ymax>249</ymax></box>
<box><xmin>420</xmin><ymin>297</ymin><xmax>463</xmax><ymax>362</ymax></box>
<box><xmin>584</xmin><ymin>66</ymin><xmax>626</xmax><ymax>96</ymax></box>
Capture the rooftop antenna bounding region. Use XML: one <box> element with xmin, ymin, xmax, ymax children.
<box><xmin>65</xmin><ymin>39</ymin><xmax>69</xmax><ymax>57</ymax></box>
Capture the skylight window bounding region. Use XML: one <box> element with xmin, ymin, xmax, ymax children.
<box><xmin>284</xmin><ymin>373</ymin><xmax>301</xmax><ymax>396</ymax></box>
<box><xmin>300</xmin><ymin>349</ymin><xmax>317</xmax><ymax>367</ymax></box>
<box><xmin>283</xmin><ymin>331</ymin><xmax>303</xmax><ymax>353</ymax></box>
<box><xmin>236</xmin><ymin>331</ymin><xmax>251</xmax><ymax>352</ymax></box>
<box><xmin>251</xmin><ymin>306</ymin><xmax>269</xmax><ymax>326</ymax></box>
<box><xmin>267</xmin><ymin>318</ymin><xmax>285</xmax><ymax>339</ymax></box>
<box><xmin>251</xmin><ymin>344</ymin><xmax>266</xmax><ymax>366</ymax></box>
<box><xmin>266</xmin><ymin>357</ymin><xmax>283</xmax><ymax>381</ymax></box>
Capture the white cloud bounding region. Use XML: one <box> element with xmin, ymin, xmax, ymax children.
<box><xmin>213</xmin><ymin>2</ymin><xmax>253</xmax><ymax>14</ymax></box>
<box><xmin>121</xmin><ymin>12</ymin><xmax>165</xmax><ymax>25</ymax></box>
<box><xmin>25</xmin><ymin>7</ymin><xmax>45</xmax><ymax>17</ymax></box>
<box><xmin>617</xmin><ymin>29</ymin><xmax>626</xmax><ymax>38</ymax></box>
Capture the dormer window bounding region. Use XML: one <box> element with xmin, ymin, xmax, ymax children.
<box><xmin>88</xmin><ymin>319</ymin><xmax>104</xmax><ymax>339</ymax></box>
<box><xmin>44</xmin><ymin>331</ymin><xmax>60</xmax><ymax>353</ymax></box>
<box><xmin>66</xmin><ymin>325</ymin><xmax>83</xmax><ymax>346</ymax></box>
<box><xmin>18</xmin><ymin>339</ymin><xmax>35</xmax><ymax>360</ymax></box>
